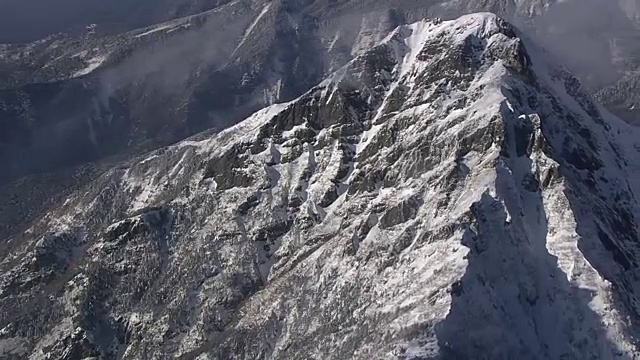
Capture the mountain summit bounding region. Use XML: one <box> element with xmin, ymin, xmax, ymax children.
<box><xmin>1</xmin><ymin>12</ymin><xmax>640</xmax><ymax>359</ymax></box>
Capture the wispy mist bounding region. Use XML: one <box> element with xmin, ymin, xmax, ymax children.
<box><xmin>530</xmin><ymin>0</ymin><xmax>639</xmax><ymax>87</ymax></box>
<box><xmin>98</xmin><ymin>9</ymin><xmax>251</xmax><ymax>101</ymax></box>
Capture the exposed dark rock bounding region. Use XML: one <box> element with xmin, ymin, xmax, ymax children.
<box><xmin>379</xmin><ymin>194</ymin><xmax>423</xmax><ymax>229</ymax></box>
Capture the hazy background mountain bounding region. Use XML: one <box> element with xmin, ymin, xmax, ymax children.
<box><xmin>0</xmin><ymin>0</ymin><xmax>234</xmax><ymax>43</ymax></box>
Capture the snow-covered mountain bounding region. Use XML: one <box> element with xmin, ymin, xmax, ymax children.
<box><xmin>2</xmin><ymin>12</ymin><xmax>640</xmax><ymax>359</ymax></box>
<box><xmin>4</xmin><ymin>0</ymin><xmax>640</xmax><ymax>187</ymax></box>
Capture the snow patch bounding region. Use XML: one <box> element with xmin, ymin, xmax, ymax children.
<box><xmin>73</xmin><ymin>54</ymin><xmax>107</xmax><ymax>77</ymax></box>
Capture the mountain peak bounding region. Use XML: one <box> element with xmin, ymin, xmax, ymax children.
<box><xmin>394</xmin><ymin>12</ymin><xmax>531</xmax><ymax>78</ymax></box>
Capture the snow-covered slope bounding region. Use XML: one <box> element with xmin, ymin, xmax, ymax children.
<box><xmin>2</xmin><ymin>12</ymin><xmax>640</xmax><ymax>359</ymax></box>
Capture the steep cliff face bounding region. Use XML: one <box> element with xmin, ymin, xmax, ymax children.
<box><xmin>1</xmin><ymin>13</ymin><xmax>640</xmax><ymax>359</ymax></box>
